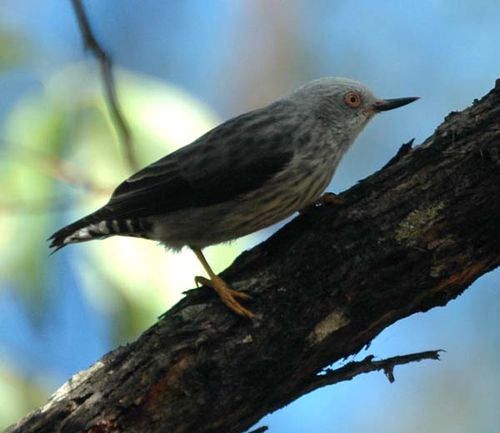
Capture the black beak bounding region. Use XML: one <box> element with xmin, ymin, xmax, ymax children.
<box><xmin>372</xmin><ymin>96</ymin><xmax>419</xmax><ymax>112</ymax></box>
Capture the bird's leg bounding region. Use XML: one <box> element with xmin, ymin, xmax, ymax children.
<box><xmin>191</xmin><ymin>247</ymin><xmax>254</xmax><ymax>318</ymax></box>
<box><xmin>299</xmin><ymin>192</ymin><xmax>345</xmax><ymax>215</ymax></box>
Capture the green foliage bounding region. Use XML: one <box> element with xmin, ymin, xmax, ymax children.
<box><xmin>0</xmin><ymin>63</ymin><xmax>257</xmax><ymax>428</ymax></box>
<box><xmin>0</xmin><ymin>30</ymin><xmax>29</xmax><ymax>71</ymax></box>
<box><xmin>4</xmin><ymin>61</ymin><xmax>259</xmax><ymax>322</ymax></box>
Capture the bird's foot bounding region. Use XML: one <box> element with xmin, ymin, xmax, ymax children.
<box><xmin>317</xmin><ymin>192</ymin><xmax>345</xmax><ymax>206</ymax></box>
<box><xmin>195</xmin><ymin>275</ymin><xmax>254</xmax><ymax>319</ymax></box>
<box><xmin>299</xmin><ymin>192</ymin><xmax>345</xmax><ymax>214</ymax></box>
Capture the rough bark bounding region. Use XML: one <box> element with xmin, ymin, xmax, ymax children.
<box><xmin>7</xmin><ymin>80</ymin><xmax>500</xmax><ymax>433</ymax></box>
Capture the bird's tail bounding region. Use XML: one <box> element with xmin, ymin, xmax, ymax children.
<box><xmin>48</xmin><ymin>209</ymin><xmax>151</xmax><ymax>253</ymax></box>
<box><xmin>48</xmin><ymin>209</ymin><xmax>111</xmax><ymax>252</ymax></box>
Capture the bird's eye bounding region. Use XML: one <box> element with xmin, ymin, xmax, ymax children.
<box><xmin>344</xmin><ymin>91</ymin><xmax>362</xmax><ymax>108</ymax></box>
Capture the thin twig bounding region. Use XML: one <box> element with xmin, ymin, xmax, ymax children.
<box><xmin>1</xmin><ymin>144</ymin><xmax>111</xmax><ymax>194</ymax></box>
<box><xmin>70</xmin><ymin>0</ymin><xmax>139</xmax><ymax>171</ymax></box>
<box><xmin>28</xmin><ymin>151</ymin><xmax>109</xmax><ymax>194</ymax></box>
<box><xmin>0</xmin><ymin>143</ymin><xmax>111</xmax><ymax>215</ymax></box>
<box><xmin>300</xmin><ymin>350</ymin><xmax>442</xmax><ymax>396</ymax></box>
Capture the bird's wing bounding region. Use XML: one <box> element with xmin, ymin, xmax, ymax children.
<box><xmin>103</xmin><ymin>107</ymin><xmax>296</xmax><ymax>219</ymax></box>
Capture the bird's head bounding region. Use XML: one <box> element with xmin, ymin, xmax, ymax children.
<box><xmin>291</xmin><ymin>77</ymin><xmax>418</xmax><ymax>139</ymax></box>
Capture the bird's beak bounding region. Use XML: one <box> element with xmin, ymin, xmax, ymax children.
<box><xmin>371</xmin><ymin>96</ymin><xmax>419</xmax><ymax>112</ymax></box>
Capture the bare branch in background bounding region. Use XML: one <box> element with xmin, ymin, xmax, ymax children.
<box><xmin>0</xmin><ymin>145</ymin><xmax>112</xmax><ymax>214</ymax></box>
<box><xmin>300</xmin><ymin>350</ymin><xmax>442</xmax><ymax>397</ymax></box>
<box><xmin>2</xmin><ymin>145</ymin><xmax>112</xmax><ymax>194</ymax></box>
<box><xmin>70</xmin><ymin>0</ymin><xmax>139</xmax><ymax>171</ymax></box>
<box><xmin>29</xmin><ymin>152</ymin><xmax>110</xmax><ymax>194</ymax></box>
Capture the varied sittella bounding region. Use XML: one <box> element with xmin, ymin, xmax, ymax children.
<box><xmin>49</xmin><ymin>77</ymin><xmax>418</xmax><ymax>318</ymax></box>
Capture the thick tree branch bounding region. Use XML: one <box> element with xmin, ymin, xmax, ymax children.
<box><xmin>7</xmin><ymin>80</ymin><xmax>500</xmax><ymax>433</ymax></box>
<box><xmin>70</xmin><ymin>0</ymin><xmax>138</xmax><ymax>171</ymax></box>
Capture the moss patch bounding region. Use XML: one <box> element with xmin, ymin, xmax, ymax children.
<box><xmin>395</xmin><ymin>202</ymin><xmax>446</xmax><ymax>246</ymax></box>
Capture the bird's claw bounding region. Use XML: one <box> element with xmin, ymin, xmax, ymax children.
<box><xmin>299</xmin><ymin>192</ymin><xmax>345</xmax><ymax>214</ymax></box>
<box><xmin>194</xmin><ymin>275</ymin><xmax>254</xmax><ymax>318</ymax></box>
<box><xmin>318</xmin><ymin>192</ymin><xmax>345</xmax><ymax>205</ymax></box>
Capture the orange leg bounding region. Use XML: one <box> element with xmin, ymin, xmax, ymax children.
<box><xmin>191</xmin><ymin>247</ymin><xmax>254</xmax><ymax>318</ymax></box>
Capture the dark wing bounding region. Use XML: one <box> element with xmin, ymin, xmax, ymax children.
<box><xmin>102</xmin><ymin>105</ymin><xmax>296</xmax><ymax>219</ymax></box>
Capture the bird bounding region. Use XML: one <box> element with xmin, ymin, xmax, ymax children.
<box><xmin>49</xmin><ymin>77</ymin><xmax>418</xmax><ymax>318</ymax></box>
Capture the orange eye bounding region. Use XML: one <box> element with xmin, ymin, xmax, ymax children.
<box><xmin>344</xmin><ymin>91</ymin><xmax>362</xmax><ymax>108</ymax></box>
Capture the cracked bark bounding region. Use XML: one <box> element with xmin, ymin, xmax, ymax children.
<box><xmin>7</xmin><ymin>80</ymin><xmax>500</xmax><ymax>433</ymax></box>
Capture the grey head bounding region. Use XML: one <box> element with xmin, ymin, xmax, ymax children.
<box><xmin>287</xmin><ymin>77</ymin><xmax>418</xmax><ymax>141</ymax></box>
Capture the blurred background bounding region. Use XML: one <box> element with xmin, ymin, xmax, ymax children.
<box><xmin>0</xmin><ymin>0</ymin><xmax>499</xmax><ymax>431</ymax></box>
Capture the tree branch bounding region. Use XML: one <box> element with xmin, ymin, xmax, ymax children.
<box><xmin>70</xmin><ymin>0</ymin><xmax>138</xmax><ymax>171</ymax></box>
<box><xmin>7</xmin><ymin>80</ymin><xmax>500</xmax><ymax>433</ymax></box>
<box><xmin>299</xmin><ymin>350</ymin><xmax>442</xmax><ymax>397</ymax></box>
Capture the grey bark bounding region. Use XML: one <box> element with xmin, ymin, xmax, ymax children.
<box><xmin>7</xmin><ymin>80</ymin><xmax>500</xmax><ymax>433</ymax></box>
